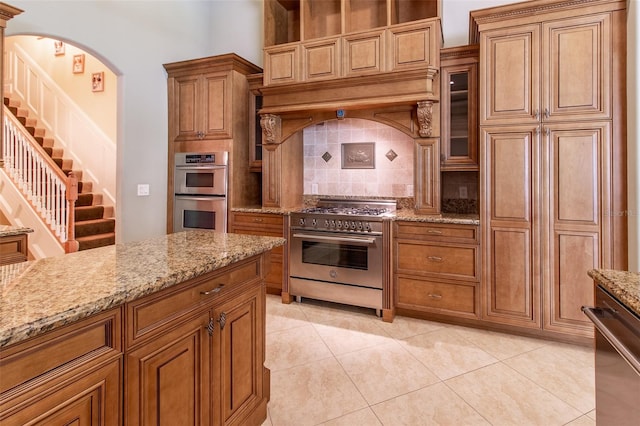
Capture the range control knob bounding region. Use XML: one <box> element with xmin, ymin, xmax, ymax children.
<box><xmin>357</xmin><ymin>222</ymin><xmax>363</xmax><ymax>230</ymax></box>
<box><xmin>364</xmin><ymin>222</ymin><xmax>371</xmax><ymax>232</ymax></box>
<box><xmin>324</xmin><ymin>219</ymin><xmax>330</xmax><ymax>228</ymax></box>
<box><xmin>336</xmin><ymin>220</ymin><xmax>342</xmax><ymax>229</ymax></box>
<box><xmin>311</xmin><ymin>218</ymin><xmax>317</xmax><ymax>227</ymax></box>
<box><xmin>350</xmin><ymin>221</ymin><xmax>356</xmax><ymax>229</ymax></box>
<box><xmin>298</xmin><ymin>218</ymin><xmax>305</xmax><ymax>226</ymax></box>
<box><xmin>330</xmin><ymin>220</ymin><xmax>336</xmax><ymax>228</ymax></box>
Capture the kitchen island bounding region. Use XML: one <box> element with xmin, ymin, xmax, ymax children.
<box><xmin>0</xmin><ymin>230</ymin><xmax>285</xmax><ymax>425</ymax></box>
<box><xmin>585</xmin><ymin>269</ymin><xmax>640</xmax><ymax>425</ymax></box>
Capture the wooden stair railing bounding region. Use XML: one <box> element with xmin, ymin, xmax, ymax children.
<box><xmin>2</xmin><ymin>105</ymin><xmax>79</xmax><ymax>253</ymax></box>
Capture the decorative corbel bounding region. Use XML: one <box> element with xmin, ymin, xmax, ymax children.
<box><xmin>260</xmin><ymin>113</ymin><xmax>281</xmax><ymax>145</ymax></box>
<box><xmin>416</xmin><ymin>100</ymin><xmax>433</xmax><ymax>138</ymax></box>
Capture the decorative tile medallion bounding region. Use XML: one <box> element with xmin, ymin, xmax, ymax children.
<box><xmin>322</xmin><ymin>152</ymin><xmax>332</xmax><ymax>162</ymax></box>
<box><xmin>386</xmin><ymin>149</ymin><xmax>398</xmax><ymax>162</ymax></box>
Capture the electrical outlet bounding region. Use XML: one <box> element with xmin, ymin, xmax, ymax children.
<box><xmin>137</xmin><ymin>184</ymin><xmax>150</xmax><ymax>196</ymax></box>
<box><xmin>311</xmin><ymin>183</ymin><xmax>319</xmax><ymax>194</ymax></box>
<box><xmin>459</xmin><ymin>186</ymin><xmax>468</xmax><ymax>199</ymax></box>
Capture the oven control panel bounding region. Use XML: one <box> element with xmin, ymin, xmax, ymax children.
<box><xmin>293</xmin><ymin>216</ymin><xmax>383</xmax><ymax>233</ymax></box>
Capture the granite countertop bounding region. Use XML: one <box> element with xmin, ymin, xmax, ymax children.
<box><xmin>0</xmin><ymin>225</ymin><xmax>34</xmax><ymax>237</ymax></box>
<box><xmin>394</xmin><ymin>210</ymin><xmax>480</xmax><ymax>226</ymax></box>
<box><xmin>231</xmin><ymin>206</ymin><xmax>295</xmax><ymax>215</ymax></box>
<box><xmin>232</xmin><ymin>206</ymin><xmax>480</xmax><ymax>226</ymax></box>
<box><xmin>588</xmin><ymin>269</ymin><xmax>640</xmax><ymax>317</ymax></box>
<box><xmin>0</xmin><ymin>231</ymin><xmax>286</xmax><ymax>348</ymax></box>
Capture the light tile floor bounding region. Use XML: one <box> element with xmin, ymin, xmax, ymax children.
<box><xmin>261</xmin><ymin>295</ymin><xmax>596</xmax><ymax>426</ymax></box>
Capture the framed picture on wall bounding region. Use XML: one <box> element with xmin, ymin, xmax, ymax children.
<box><xmin>341</xmin><ymin>142</ymin><xmax>375</xmax><ymax>169</ymax></box>
<box><xmin>54</xmin><ymin>40</ymin><xmax>65</xmax><ymax>56</ymax></box>
<box><xmin>91</xmin><ymin>72</ymin><xmax>104</xmax><ymax>92</ymax></box>
<box><xmin>73</xmin><ymin>54</ymin><xmax>85</xmax><ymax>74</ymax></box>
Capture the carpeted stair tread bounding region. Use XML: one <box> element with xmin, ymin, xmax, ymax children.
<box><xmin>76</xmin><ymin>233</ymin><xmax>116</xmax><ymax>251</ymax></box>
<box><xmin>75</xmin><ymin>218</ymin><xmax>115</xmax><ymax>238</ymax></box>
<box><xmin>75</xmin><ymin>205</ymin><xmax>104</xmax><ymax>221</ymax></box>
<box><xmin>76</xmin><ymin>193</ymin><xmax>94</xmax><ymax>207</ymax></box>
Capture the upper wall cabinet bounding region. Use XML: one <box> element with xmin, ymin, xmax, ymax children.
<box><xmin>263</xmin><ymin>0</ymin><xmax>441</xmax><ymax>86</ymax></box>
<box><xmin>440</xmin><ymin>45</ymin><xmax>478</xmax><ymax>171</ymax></box>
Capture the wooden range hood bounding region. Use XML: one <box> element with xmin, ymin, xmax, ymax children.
<box><xmin>258</xmin><ymin>66</ymin><xmax>440</xmax><ymax>144</ymax></box>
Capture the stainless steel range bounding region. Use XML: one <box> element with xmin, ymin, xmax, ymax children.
<box><xmin>289</xmin><ymin>199</ymin><xmax>396</xmax><ymax>315</ymax></box>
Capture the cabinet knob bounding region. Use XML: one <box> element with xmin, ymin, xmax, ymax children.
<box><xmin>544</xmin><ymin>108</ymin><xmax>550</xmax><ymax>119</ymax></box>
<box><xmin>534</xmin><ymin>109</ymin><xmax>540</xmax><ymax>120</ymax></box>
<box><xmin>218</xmin><ymin>312</ymin><xmax>227</xmax><ymax>330</ymax></box>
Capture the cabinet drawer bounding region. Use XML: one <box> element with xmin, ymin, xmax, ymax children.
<box><xmin>126</xmin><ymin>258</ymin><xmax>260</xmax><ymax>348</ymax></box>
<box><xmin>396</xmin><ymin>241</ymin><xmax>479</xmax><ymax>281</ymax></box>
<box><xmin>396</xmin><ymin>277</ymin><xmax>478</xmax><ymax>316</ymax></box>
<box><xmin>232</xmin><ymin>213</ymin><xmax>284</xmax><ymax>227</ymax></box>
<box><xmin>395</xmin><ymin>221</ymin><xmax>478</xmax><ymax>244</ymax></box>
<box><xmin>0</xmin><ymin>308</ymin><xmax>122</xmax><ymax>394</ymax></box>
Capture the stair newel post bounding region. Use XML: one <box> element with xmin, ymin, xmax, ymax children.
<box><xmin>65</xmin><ymin>171</ymin><xmax>79</xmax><ymax>253</ymax></box>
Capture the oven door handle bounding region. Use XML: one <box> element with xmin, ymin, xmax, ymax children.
<box><xmin>582</xmin><ymin>306</ymin><xmax>640</xmax><ymax>375</ymax></box>
<box><xmin>292</xmin><ymin>233</ymin><xmax>377</xmax><ymax>245</ymax></box>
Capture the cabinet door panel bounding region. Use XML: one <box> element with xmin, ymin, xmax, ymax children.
<box><xmin>414</xmin><ymin>138</ymin><xmax>440</xmax><ymax>214</ymax></box>
<box><xmin>387</xmin><ymin>20</ymin><xmax>439</xmax><ymax>71</ymax></box>
<box><xmin>203</xmin><ymin>74</ymin><xmax>231</xmax><ymax>139</ymax></box>
<box><xmin>550</xmin><ymin>124</ymin><xmax>608</xmax><ymax>226</ymax></box>
<box><xmin>485</xmin><ymin>227</ymin><xmax>538</xmax><ymax>326</ymax></box>
<box><xmin>545</xmin><ymin>231</ymin><xmax>598</xmax><ymax>335</ymax></box>
<box><xmin>480</xmin><ymin>25</ymin><xmax>540</xmax><ymax>125</ymax></box>
<box><xmin>264</xmin><ymin>45</ymin><xmax>300</xmax><ymax>85</ymax></box>
<box><xmin>304</xmin><ymin>38</ymin><xmax>340</xmax><ymax>81</ymax></box>
<box><xmin>1</xmin><ymin>359</ymin><xmax>122</xmax><ymax>426</ymax></box>
<box><xmin>213</xmin><ymin>286</ymin><xmax>264</xmax><ymax>425</ymax></box>
<box><xmin>544</xmin><ymin>14</ymin><xmax>611</xmax><ymax>121</ymax></box>
<box><xmin>126</xmin><ymin>312</ymin><xmax>210</xmax><ymax>426</ymax></box>
<box><xmin>173</xmin><ymin>75</ymin><xmax>200</xmax><ymax>142</ymax></box>
<box><xmin>484</xmin><ymin>128</ymin><xmax>534</xmax><ymax>222</ymax></box>
<box><xmin>343</xmin><ymin>30</ymin><xmax>383</xmax><ymax>77</ymax></box>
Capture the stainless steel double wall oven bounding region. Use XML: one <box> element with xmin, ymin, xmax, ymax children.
<box><xmin>173</xmin><ymin>152</ymin><xmax>228</xmax><ymax>233</ymax></box>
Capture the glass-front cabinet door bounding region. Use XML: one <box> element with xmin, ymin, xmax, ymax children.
<box><xmin>441</xmin><ymin>45</ymin><xmax>479</xmax><ymax>171</ymax></box>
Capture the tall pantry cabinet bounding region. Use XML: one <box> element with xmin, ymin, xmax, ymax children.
<box><xmin>471</xmin><ymin>0</ymin><xmax>628</xmax><ymax>339</ymax></box>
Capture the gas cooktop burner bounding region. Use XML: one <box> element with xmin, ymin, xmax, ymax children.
<box><xmin>298</xmin><ymin>206</ymin><xmax>390</xmax><ymax>216</ymax></box>
<box><xmin>296</xmin><ymin>199</ymin><xmax>397</xmax><ymax>218</ymax></box>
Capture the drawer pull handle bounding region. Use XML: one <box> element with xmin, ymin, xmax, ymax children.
<box><xmin>428</xmin><ymin>293</ymin><xmax>442</xmax><ymax>300</ymax></box>
<box><xmin>253</xmin><ymin>218</ymin><xmax>263</xmax><ymax>223</ymax></box>
<box><xmin>207</xmin><ymin>318</ymin><xmax>215</xmax><ymax>336</ymax></box>
<box><xmin>200</xmin><ymin>284</ymin><xmax>225</xmax><ymax>295</ymax></box>
<box><xmin>427</xmin><ymin>256</ymin><xmax>443</xmax><ymax>262</ymax></box>
<box><xmin>427</xmin><ymin>230</ymin><xmax>443</xmax><ymax>235</ymax></box>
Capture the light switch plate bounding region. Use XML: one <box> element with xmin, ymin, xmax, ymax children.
<box><xmin>137</xmin><ymin>184</ymin><xmax>150</xmax><ymax>196</ymax></box>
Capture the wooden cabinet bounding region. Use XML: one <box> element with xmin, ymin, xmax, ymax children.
<box><xmin>230</xmin><ymin>212</ymin><xmax>287</xmax><ymax>295</ymax></box>
<box><xmin>440</xmin><ymin>45</ymin><xmax>478</xmax><ymax>171</ymax></box>
<box><xmin>479</xmin><ymin>14</ymin><xmax>611</xmax><ymax>126</ymax></box>
<box><xmin>0</xmin><ymin>233</ymin><xmax>29</xmax><ymax>265</ymax></box>
<box><xmin>0</xmin><ymin>309</ymin><xmax>123</xmax><ymax>425</ymax></box>
<box><xmin>169</xmin><ymin>71</ymin><xmax>232</xmax><ymax>143</ymax></box>
<box><xmin>263</xmin><ymin>0</ymin><xmax>441</xmax><ymax>86</ymax></box>
<box><xmin>472</xmin><ymin>0</ymin><xmax>627</xmax><ymax>339</ymax></box>
<box><xmin>394</xmin><ymin>221</ymin><xmax>480</xmax><ymax>319</ymax></box>
<box><xmin>125</xmin><ymin>255</ymin><xmax>268</xmax><ymax>426</ymax></box>
<box><xmin>164</xmin><ymin>54</ymin><xmax>263</xmax><ymax>232</ymax></box>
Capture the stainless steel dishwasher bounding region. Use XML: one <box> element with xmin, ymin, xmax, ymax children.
<box><xmin>582</xmin><ymin>286</ymin><xmax>640</xmax><ymax>425</ymax></box>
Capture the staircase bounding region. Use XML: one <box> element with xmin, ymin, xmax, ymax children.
<box><xmin>4</xmin><ymin>96</ymin><xmax>116</xmax><ymax>251</ymax></box>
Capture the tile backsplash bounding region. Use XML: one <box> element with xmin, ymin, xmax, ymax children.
<box><xmin>303</xmin><ymin>118</ymin><xmax>414</xmax><ymax>197</ymax></box>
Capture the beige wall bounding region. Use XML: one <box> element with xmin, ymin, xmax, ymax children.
<box><xmin>5</xmin><ymin>35</ymin><xmax>117</xmax><ymax>141</ymax></box>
